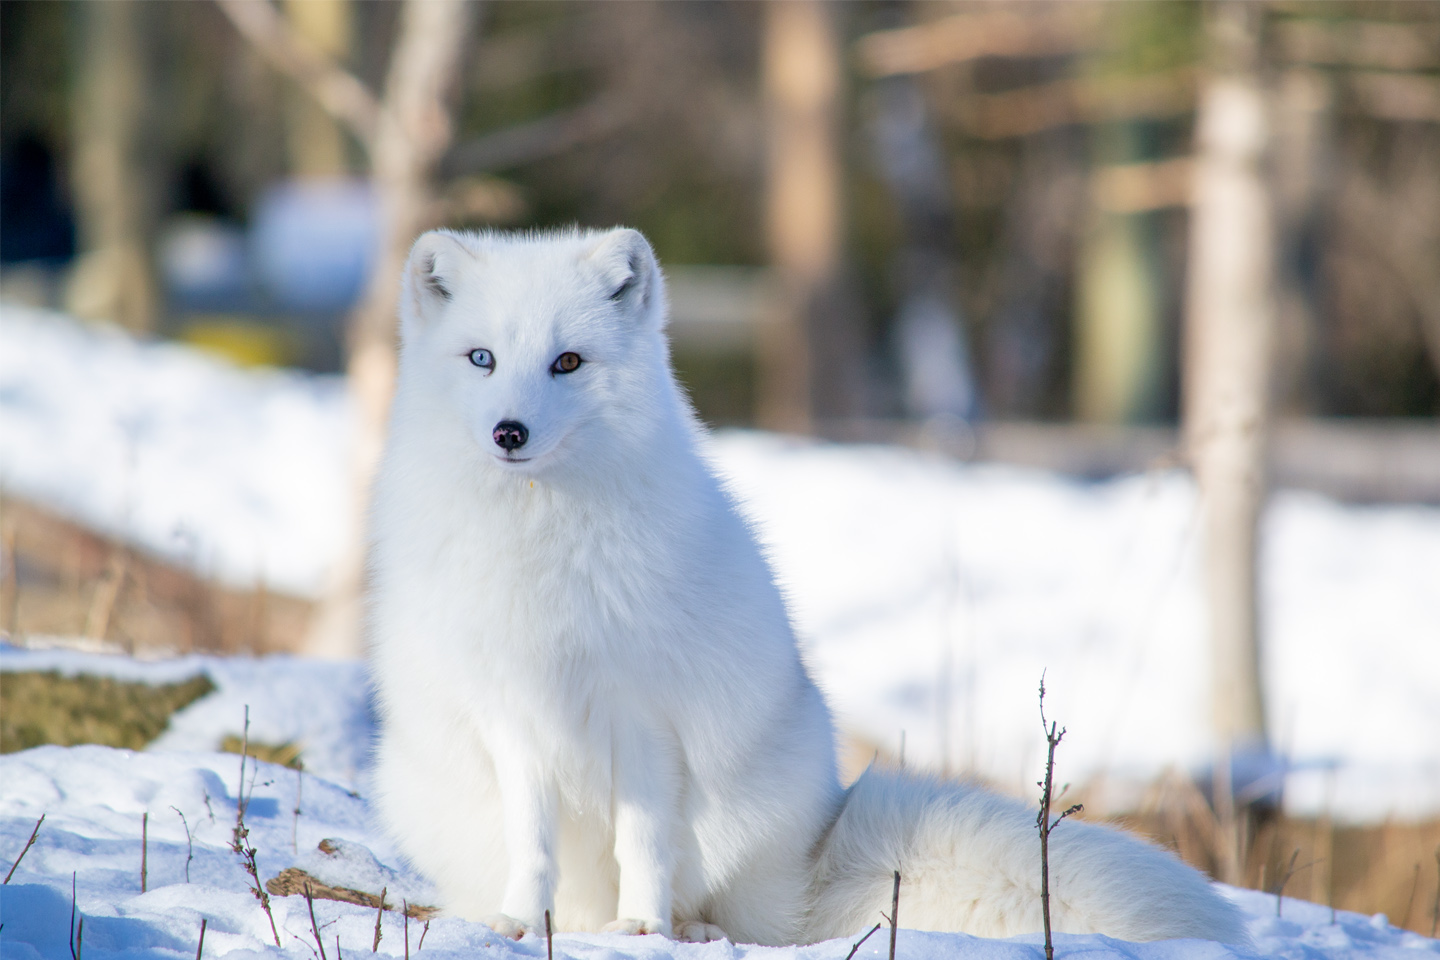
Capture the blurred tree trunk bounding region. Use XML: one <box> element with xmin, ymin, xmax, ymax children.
<box><xmin>1182</xmin><ymin>1</ymin><xmax>1274</xmax><ymax>882</ymax></box>
<box><xmin>302</xmin><ymin>0</ymin><xmax>478</xmax><ymax>658</ymax></box>
<box><xmin>281</xmin><ymin>0</ymin><xmax>353</xmax><ymax>178</ymax></box>
<box><xmin>760</xmin><ymin>0</ymin><xmax>848</xmax><ymax>432</ymax></box>
<box><xmin>1074</xmin><ymin>125</ymin><xmax>1165</xmax><ymax>424</ymax></box>
<box><xmin>68</xmin><ymin>0</ymin><xmax>157</xmax><ymax>334</ymax></box>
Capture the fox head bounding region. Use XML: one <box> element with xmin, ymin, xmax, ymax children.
<box><xmin>393</xmin><ymin>227</ymin><xmax>682</xmax><ymax>478</ymax></box>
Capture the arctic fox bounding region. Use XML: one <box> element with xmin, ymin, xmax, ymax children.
<box><xmin>367</xmin><ymin>227</ymin><xmax>1248</xmax><ymax>947</ymax></box>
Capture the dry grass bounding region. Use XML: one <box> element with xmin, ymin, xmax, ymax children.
<box><xmin>0</xmin><ymin>495</ymin><xmax>312</xmax><ymax>655</ymax></box>
<box><xmin>1109</xmin><ymin>771</ymin><xmax>1440</xmax><ymax>935</ymax></box>
<box><xmin>220</xmin><ymin>734</ymin><xmax>303</xmax><ymax>769</ymax></box>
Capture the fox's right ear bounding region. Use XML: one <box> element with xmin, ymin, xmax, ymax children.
<box><xmin>400</xmin><ymin>231</ymin><xmax>475</xmax><ymax>337</ymax></box>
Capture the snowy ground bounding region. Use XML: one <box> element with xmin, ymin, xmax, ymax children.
<box><xmin>4</xmin><ymin>741</ymin><xmax>1439</xmax><ymax>960</ymax></box>
<box><xmin>3</xmin><ymin>305</ymin><xmax>1440</xmax><ymax>958</ymax></box>
<box><xmin>2</xmin><ymin>304</ymin><xmax>1439</xmax><ymax>822</ymax></box>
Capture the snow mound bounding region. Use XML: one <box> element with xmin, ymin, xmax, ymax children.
<box><xmin>3</xmin><ymin>745</ymin><xmax>1437</xmax><ymax>960</ymax></box>
<box><xmin>288</xmin><ymin>836</ymin><xmax>436</xmax><ymax>908</ymax></box>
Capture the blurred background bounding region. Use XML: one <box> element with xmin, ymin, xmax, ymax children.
<box><xmin>1</xmin><ymin>0</ymin><xmax>1438</xmax><ymax>934</ymax></box>
<box><xmin>3</xmin><ymin>0</ymin><xmax>1437</xmax><ymax>427</ymax></box>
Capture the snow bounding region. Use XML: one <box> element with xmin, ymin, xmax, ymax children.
<box><xmin>712</xmin><ymin>435</ymin><xmax>1440</xmax><ymax>821</ymax></box>
<box><xmin>3</xmin><ymin>304</ymin><xmax>1440</xmax><ymax>820</ymax></box>
<box><xmin>0</xmin><ymin>305</ymin><xmax>352</xmax><ymax>597</ymax></box>
<box><xmin>2</xmin><ymin>305</ymin><xmax>1439</xmax><ymax>958</ymax></box>
<box><xmin>3</xmin><ymin>744</ymin><xmax>1439</xmax><ymax>960</ymax></box>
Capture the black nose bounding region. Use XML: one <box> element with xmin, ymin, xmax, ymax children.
<box><xmin>493</xmin><ymin>420</ymin><xmax>529</xmax><ymax>452</ymax></box>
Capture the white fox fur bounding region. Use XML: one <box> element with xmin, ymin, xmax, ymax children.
<box><xmin>367</xmin><ymin>227</ymin><xmax>1249</xmax><ymax>948</ymax></box>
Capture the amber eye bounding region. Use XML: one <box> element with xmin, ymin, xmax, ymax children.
<box><xmin>552</xmin><ymin>352</ymin><xmax>583</xmax><ymax>374</ymax></box>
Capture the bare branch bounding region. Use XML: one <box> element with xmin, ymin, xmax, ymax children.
<box><xmin>213</xmin><ymin>0</ymin><xmax>380</xmax><ymax>145</ymax></box>
<box><xmin>442</xmin><ymin>94</ymin><xmax>632</xmax><ymax>177</ymax></box>
<box><xmin>855</xmin><ymin>7</ymin><xmax>1101</xmax><ymax>78</ymax></box>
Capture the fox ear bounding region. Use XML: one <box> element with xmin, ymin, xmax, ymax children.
<box><xmin>586</xmin><ymin>228</ymin><xmax>665</xmax><ymax>328</ymax></box>
<box><xmin>401</xmin><ymin>231</ymin><xmax>474</xmax><ymax>336</ymax></box>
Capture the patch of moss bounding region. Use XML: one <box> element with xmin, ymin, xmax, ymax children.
<box><xmin>0</xmin><ymin>670</ymin><xmax>216</xmax><ymax>753</ymax></box>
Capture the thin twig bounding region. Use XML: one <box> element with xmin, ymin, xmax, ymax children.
<box><xmin>195</xmin><ymin>919</ymin><xmax>207</xmax><ymax>960</ymax></box>
<box><xmin>1402</xmin><ymin>861</ymin><xmax>1421</xmax><ymax>931</ymax></box>
<box><xmin>888</xmin><ymin>870</ymin><xmax>900</xmax><ymax>960</ymax></box>
<box><xmin>1270</xmin><ymin>852</ymin><xmax>1319</xmax><ymax>919</ymax></box>
<box><xmin>76</xmin><ymin>917</ymin><xmax>84</xmax><ymax>960</ymax></box>
<box><xmin>403</xmin><ymin>900</ymin><xmax>410</xmax><ymax>960</ymax></box>
<box><xmin>418</xmin><ymin>921</ymin><xmax>430</xmax><ymax>952</ymax></box>
<box><xmin>293</xmin><ymin>761</ymin><xmax>305</xmax><ymax>854</ymax></box>
<box><xmin>845</xmin><ymin>923</ymin><xmax>883</xmax><ymax>960</ymax></box>
<box><xmin>1274</xmin><ymin>850</ymin><xmax>1299</xmax><ymax>917</ymax></box>
<box><xmin>69</xmin><ymin>872</ymin><xmax>77</xmax><ymax>960</ymax></box>
<box><xmin>373</xmin><ymin>887</ymin><xmax>386</xmax><ymax>952</ymax></box>
<box><xmin>232</xmin><ymin>707</ymin><xmax>249</xmax><ymax>851</ymax></box>
<box><xmin>141</xmin><ymin>812</ymin><xmax>148</xmax><ymax>893</ymax></box>
<box><xmin>231</xmin><ymin>706</ymin><xmax>281</xmax><ymax>946</ymax></box>
<box><xmin>172</xmin><ymin>807</ymin><xmax>194</xmax><ymax>883</ymax></box>
<box><xmin>306</xmin><ymin>884</ymin><xmax>329</xmax><ymax>960</ymax></box>
<box><xmin>1037</xmin><ymin>674</ymin><xmax>1081</xmax><ymax>960</ymax></box>
<box><xmin>337</xmin><ymin>936</ymin><xmax>343</xmax><ymax>960</ymax></box>
<box><xmin>1431</xmin><ymin>846</ymin><xmax>1439</xmax><ymax>938</ymax></box>
<box><xmin>3</xmin><ymin>813</ymin><xmax>44</xmax><ymax>883</ymax></box>
<box><xmin>545</xmin><ymin>909</ymin><xmax>553</xmax><ymax>960</ymax></box>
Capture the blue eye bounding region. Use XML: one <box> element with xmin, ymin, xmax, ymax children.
<box><xmin>468</xmin><ymin>348</ymin><xmax>494</xmax><ymax>370</ymax></box>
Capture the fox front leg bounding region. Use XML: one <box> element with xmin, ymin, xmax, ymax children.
<box><xmin>602</xmin><ymin>725</ymin><xmax>682</xmax><ymax>938</ymax></box>
<box><xmin>485</xmin><ymin>743</ymin><xmax>559</xmax><ymax>939</ymax></box>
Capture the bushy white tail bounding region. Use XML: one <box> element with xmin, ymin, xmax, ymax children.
<box><xmin>806</xmin><ymin>770</ymin><xmax>1250</xmax><ymax>946</ymax></box>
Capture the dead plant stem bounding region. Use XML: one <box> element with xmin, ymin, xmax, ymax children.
<box><xmin>3</xmin><ymin>813</ymin><xmax>44</xmax><ymax>883</ymax></box>
<box><xmin>373</xmin><ymin>887</ymin><xmax>386</xmax><ymax>951</ymax></box>
<box><xmin>845</xmin><ymin>923</ymin><xmax>882</xmax><ymax>960</ymax></box>
<box><xmin>306</xmin><ymin>883</ymin><xmax>329</xmax><ymax>960</ymax></box>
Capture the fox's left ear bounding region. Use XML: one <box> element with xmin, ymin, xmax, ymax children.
<box><xmin>585</xmin><ymin>228</ymin><xmax>666</xmax><ymax>329</ymax></box>
<box><xmin>400</xmin><ymin>231</ymin><xmax>475</xmax><ymax>338</ymax></box>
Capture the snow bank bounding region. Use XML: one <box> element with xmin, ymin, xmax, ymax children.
<box><xmin>2</xmin><ymin>745</ymin><xmax>1437</xmax><ymax>960</ymax></box>
<box><xmin>710</xmin><ymin>434</ymin><xmax>1440</xmax><ymax>821</ymax></box>
<box><xmin>0</xmin><ymin>305</ymin><xmax>351</xmax><ymax>597</ymax></box>
<box><xmin>1</xmin><ymin>305</ymin><xmax>1438</xmax><ymax>821</ymax></box>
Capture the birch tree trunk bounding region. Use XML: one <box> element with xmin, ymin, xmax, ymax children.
<box><xmin>303</xmin><ymin>0</ymin><xmax>478</xmax><ymax>657</ymax></box>
<box><xmin>760</xmin><ymin>0</ymin><xmax>844</xmax><ymax>433</ymax></box>
<box><xmin>68</xmin><ymin>0</ymin><xmax>156</xmax><ymax>334</ymax></box>
<box><xmin>1182</xmin><ymin>0</ymin><xmax>1274</xmax><ymax>881</ymax></box>
<box><xmin>281</xmin><ymin>0</ymin><xmax>353</xmax><ymax>178</ymax></box>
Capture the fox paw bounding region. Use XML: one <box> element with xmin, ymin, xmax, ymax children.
<box><xmin>482</xmin><ymin>914</ymin><xmax>529</xmax><ymax>940</ymax></box>
<box><xmin>676</xmin><ymin>921</ymin><xmax>728</xmax><ymax>943</ymax></box>
<box><xmin>602</xmin><ymin>918</ymin><xmax>668</xmax><ymax>936</ymax></box>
